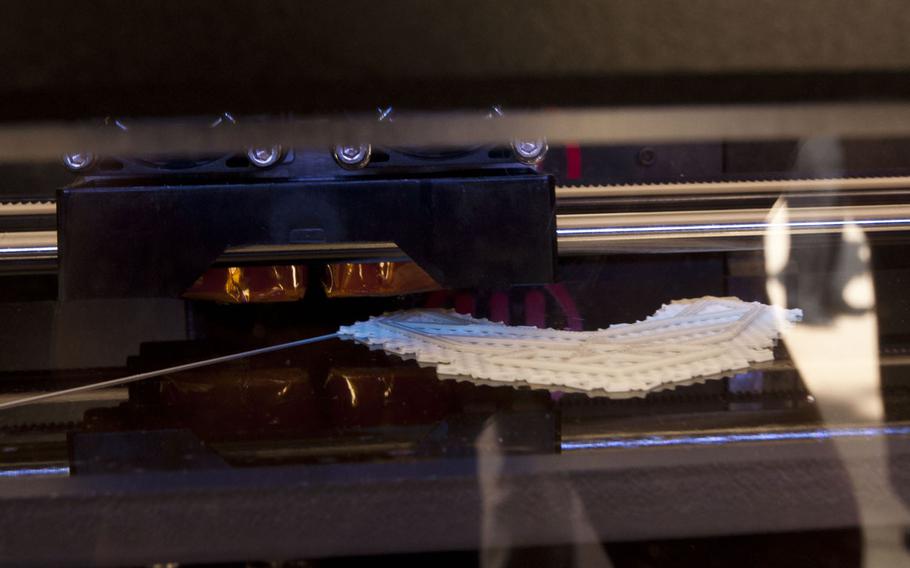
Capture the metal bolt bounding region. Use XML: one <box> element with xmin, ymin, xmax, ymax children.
<box><xmin>63</xmin><ymin>152</ymin><xmax>95</xmax><ymax>171</ymax></box>
<box><xmin>333</xmin><ymin>143</ymin><xmax>371</xmax><ymax>169</ymax></box>
<box><xmin>511</xmin><ymin>138</ymin><xmax>548</xmax><ymax>164</ymax></box>
<box><xmin>247</xmin><ymin>145</ymin><xmax>283</xmax><ymax>168</ymax></box>
<box><xmin>637</xmin><ymin>147</ymin><xmax>657</xmax><ymax>166</ymax></box>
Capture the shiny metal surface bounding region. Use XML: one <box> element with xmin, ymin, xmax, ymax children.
<box><xmin>246</xmin><ymin>145</ymin><xmax>283</xmax><ymax>167</ymax></box>
<box><xmin>511</xmin><ymin>138</ymin><xmax>548</xmax><ymax>164</ymax></box>
<box><xmin>556</xmin><ymin>204</ymin><xmax>910</xmax><ymax>254</ymax></box>
<box><xmin>332</xmin><ymin>143</ymin><xmax>372</xmax><ymax>169</ymax></box>
<box><xmin>62</xmin><ymin>152</ymin><xmax>94</xmax><ymax>171</ymax></box>
<box><xmin>7</xmin><ymin>188</ymin><xmax>910</xmax><ymax>262</ymax></box>
<box><xmin>219</xmin><ymin>241</ymin><xmax>404</xmax><ymax>262</ymax></box>
<box><xmin>0</xmin><ymin>231</ymin><xmax>57</xmax><ymax>260</ymax></box>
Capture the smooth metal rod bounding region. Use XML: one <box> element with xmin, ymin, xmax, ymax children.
<box><xmin>7</xmin><ymin>207</ymin><xmax>910</xmax><ymax>261</ymax></box>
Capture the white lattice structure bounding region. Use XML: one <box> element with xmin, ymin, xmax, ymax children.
<box><xmin>339</xmin><ymin>297</ymin><xmax>802</xmax><ymax>394</ymax></box>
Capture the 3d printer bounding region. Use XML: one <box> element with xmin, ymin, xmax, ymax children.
<box><xmin>3</xmin><ymin>2</ymin><xmax>910</xmax><ymax>566</ymax></box>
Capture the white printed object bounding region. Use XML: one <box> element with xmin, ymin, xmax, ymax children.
<box><xmin>339</xmin><ymin>297</ymin><xmax>802</xmax><ymax>394</ymax></box>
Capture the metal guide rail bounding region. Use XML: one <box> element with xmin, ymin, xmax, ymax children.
<box><xmin>5</xmin><ymin>176</ymin><xmax>910</xmax><ymax>265</ymax></box>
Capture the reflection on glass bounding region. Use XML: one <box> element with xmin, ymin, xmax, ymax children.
<box><xmin>765</xmin><ymin>141</ymin><xmax>909</xmax><ymax>564</ymax></box>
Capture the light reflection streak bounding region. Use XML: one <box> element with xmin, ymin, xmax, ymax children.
<box><xmin>561</xmin><ymin>425</ymin><xmax>910</xmax><ymax>451</ymax></box>
<box><xmin>558</xmin><ymin>217</ymin><xmax>910</xmax><ymax>236</ymax></box>
<box><xmin>0</xmin><ymin>466</ymin><xmax>69</xmax><ymax>478</ymax></box>
<box><xmin>0</xmin><ymin>246</ymin><xmax>57</xmax><ymax>254</ymax></box>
